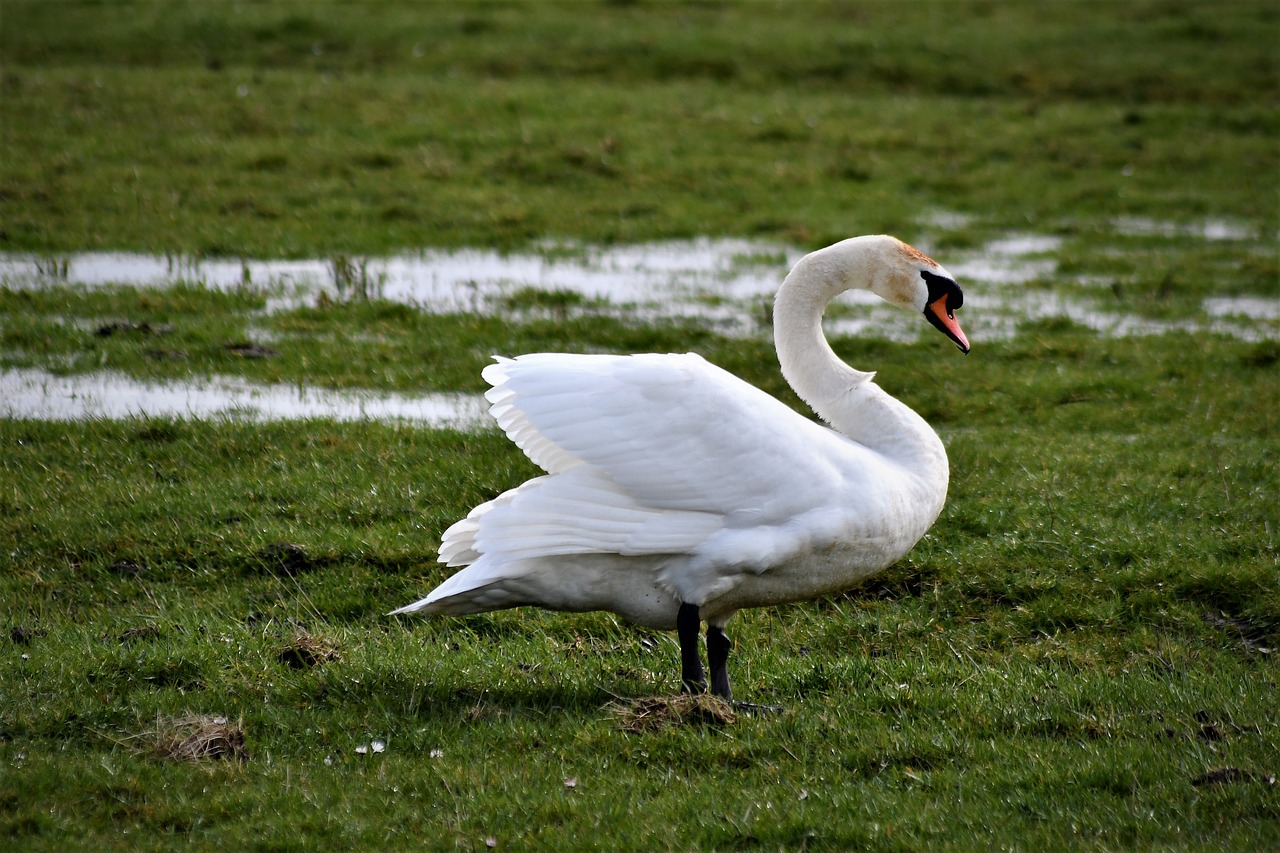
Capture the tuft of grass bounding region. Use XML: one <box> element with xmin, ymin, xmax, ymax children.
<box><xmin>607</xmin><ymin>694</ymin><xmax>738</xmax><ymax>734</ymax></box>
<box><xmin>105</xmin><ymin>714</ymin><xmax>250</xmax><ymax>764</ymax></box>
<box><xmin>154</xmin><ymin>712</ymin><xmax>249</xmax><ymax>758</ymax></box>
<box><xmin>152</xmin><ymin>715</ymin><xmax>249</xmax><ymax>764</ymax></box>
<box><xmin>277</xmin><ymin>629</ymin><xmax>341</xmax><ymax>670</ymax></box>
<box><xmin>327</xmin><ymin>255</ymin><xmax>385</xmax><ymax>302</ymax></box>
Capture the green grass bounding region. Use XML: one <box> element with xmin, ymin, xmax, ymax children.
<box><xmin>2</xmin><ymin>1</ymin><xmax>1279</xmax><ymax>850</ymax></box>
<box><xmin>2</xmin><ymin>331</ymin><xmax>1277</xmax><ymax>849</ymax></box>
<box><xmin>2</xmin><ymin>1</ymin><xmax>1277</xmax><ymax>255</ymax></box>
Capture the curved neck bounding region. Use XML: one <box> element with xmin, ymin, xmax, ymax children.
<box><xmin>773</xmin><ymin>242</ymin><xmax>947</xmax><ymax>477</ymax></box>
<box><xmin>774</xmin><ymin>256</ymin><xmax>874</xmax><ymax>428</ymax></box>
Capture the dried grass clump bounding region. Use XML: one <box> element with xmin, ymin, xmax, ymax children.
<box><xmin>277</xmin><ymin>629</ymin><xmax>340</xmax><ymax>669</ymax></box>
<box><xmin>152</xmin><ymin>715</ymin><xmax>248</xmax><ymax>763</ymax></box>
<box><xmin>608</xmin><ymin>694</ymin><xmax>737</xmax><ymax>734</ymax></box>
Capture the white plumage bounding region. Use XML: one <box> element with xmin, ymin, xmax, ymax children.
<box><xmin>392</xmin><ymin>235</ymin><xmax>970</xmax><ymax>700</ymax></box>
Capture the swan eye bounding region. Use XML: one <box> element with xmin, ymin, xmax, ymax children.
<box><xmin>921</xmin><ymin>269</ymin><xmax>963</xmax><ymax>313</ymax></box>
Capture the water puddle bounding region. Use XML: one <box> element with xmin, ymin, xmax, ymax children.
<box><xmin>0</xmin><ymin>240</ymin><xmax>796</xmax><ymax>320</ymax></box>
<box><xmin>0</xmin><ymin>368</ymin><xmax>489</xmax><ymax>427</ymax></box>
<box><xmin>1109</xmin><ymin>216</ymin><xmax>1262</xmax><ymax>241</ymax></box>
<box><xmin>1203</xmin><ymin>296</ymin><xmax>1280</xmax><ymax>321</ymax></box>
<box><xmin>3</xmin><ymin>231</ymin><xmax>1273</xmax><ymax>343</ymax></box>
<box><xmin>2</xmin><ymin>224</ymin><xmax>1276</xmax><ymax>422</ymax></box>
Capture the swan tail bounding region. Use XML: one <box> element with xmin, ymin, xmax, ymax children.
<box><xmin>388</xmin><ymin>558</ymin><xmax>526</xmax><ymax>616</ymax></box>
<box><xmin>390</xmin><ymin>552</ymin><xmax>685</xmax><ymax>628</ymax></box>
<box><xmin>396</xmin><ymin>471</ymin><xmax>719</xmax><ymax>618</ymax></box>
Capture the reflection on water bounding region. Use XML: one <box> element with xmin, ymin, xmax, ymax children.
<box><xmin>0</xmin><ymin>240</ymin><xmax>797</xmax><ymax>317</ymax></box>
<box><xmin>0</xmin><ymin>236</ymin><xmax>1071</xmax><ymax>323</ymax></box>
<box><xmin>3</xmin><ymin>229</ymin><xmax>1273</xmax><ymax>345</ymax></box>
<box><xmin>1</xmin><ymin>368</ymin><xmax>489</xmax><ymax>427</ymax></box>
<box><xmin>2</xmin><ymin>227</ymin><xmax>1277</xmax><ymax>422</ymax></box>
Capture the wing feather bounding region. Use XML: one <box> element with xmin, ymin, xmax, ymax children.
<box><xmin>430</xmin><ymin>352</ymin><xmax>876</xmax><ymax>597</ymax></box>
<box><xmin>406</xmin><ymin>352</ymin><xmax>898</xmax><ymax>613</ymax></box>
<box><xmin>483</xmin><ymin>352</ymin><xmax>855</xmax><ymax>522</ymax></box>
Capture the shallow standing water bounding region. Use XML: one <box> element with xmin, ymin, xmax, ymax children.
<box><xmin>2</xmin><ymin>225</ymin><xmax>1276</xmax><ymax>423</ymax></box>
<box><xmin>0</xmin><ymin>367</ymin><xmax>489</xmax><ymax>426</ymax></box>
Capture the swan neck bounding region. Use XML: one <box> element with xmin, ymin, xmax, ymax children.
<box><xmin>773</xmin><ymin>250</ymin><xmax>874</xmax><ymax>427</ymax></box>
<box><xmin>772</xmin><ymin>244</ymin><xmax>947</xmax><ymax>490</ymax></box>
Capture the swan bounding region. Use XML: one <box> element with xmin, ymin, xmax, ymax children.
<box><xmin>392</xmin><ymin>235</ymin><xmax>970</xmax><ymax>702</ymax></box>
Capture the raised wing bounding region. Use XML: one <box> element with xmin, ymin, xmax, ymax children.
<box><xmin>482</xmin><ymin>352</ymin><xmax>859</xmax><ymax>526</ymax></box>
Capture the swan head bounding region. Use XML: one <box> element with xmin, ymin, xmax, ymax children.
<box><xmin>783</xmin><ymin>235</ymin><xmax>970</xmax><ymax>354</ymax></box>
<box><xmin>869</xmin><ymin>237</ymin><xmax>970</xmax><ymax>354</ymax></box>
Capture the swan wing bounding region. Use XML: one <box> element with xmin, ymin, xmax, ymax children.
<box><xmin>482</xmin><ymin>352</ymin><xmax>855</xmax><ymax>525</ymax></box>
<box><xmin>402</xmin><ymin>352</ymin><xmax>866</xmax><ymax>613</ymax></box>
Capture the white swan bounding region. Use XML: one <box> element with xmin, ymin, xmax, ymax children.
<box><xmin>393</xmin><ymin>235</ymin><xmax>970</xmax><ymax>701</ymax></box>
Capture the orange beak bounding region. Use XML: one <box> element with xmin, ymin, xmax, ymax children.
<box><xmin>927</xmin><ymin>296</ymin><xmax>970</xmax><ymax>354</ymax></box>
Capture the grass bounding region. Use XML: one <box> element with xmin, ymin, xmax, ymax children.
<box><xmin>2</xmin><ymin>1</ymin><xmax>1279</xmax><ymax>850</ymax></box>
<box><xmin>2</xmin><ymin>328</ymin><xmax>1276</xmax><ymax>849</ymax></box>
<box><xmin>2</xmin><ymin>2</ymin><xmax>1277</xmax><ymax>255</ymax></box>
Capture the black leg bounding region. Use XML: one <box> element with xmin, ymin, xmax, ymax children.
<box><xmin>707</xmin><ymin>624</ymin><xmax>732</xmax><ymax>701</ymax></box>
<box><xmin>677</xmin><ymin>602</ymin><xmax>706</xmax><ymax>694</ymax></box>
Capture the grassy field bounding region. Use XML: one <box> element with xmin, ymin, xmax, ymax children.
<box><xmin>2</xmin><ymin>1</ymin><xmax>1278</xmax><ymax>850</ymax></box>
<box><xmin>2</xmin><ymin>0</ymin><xmax>1277</xmax><ymax>254</ymax></box>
